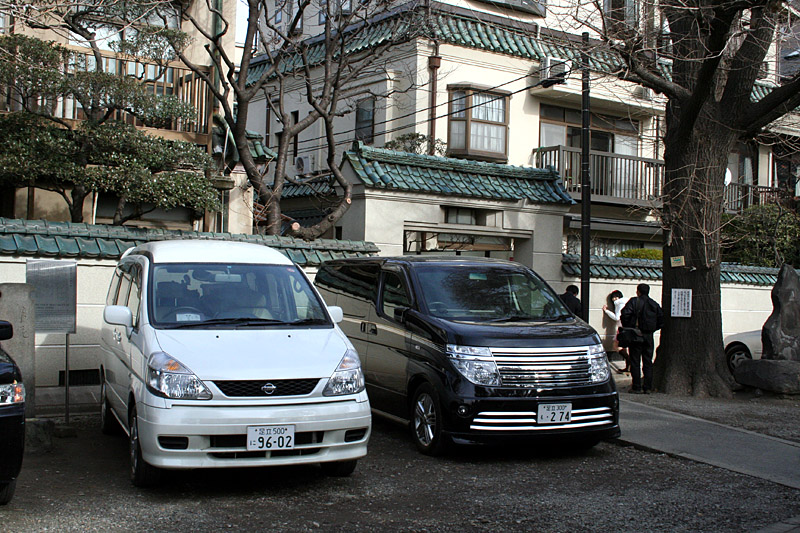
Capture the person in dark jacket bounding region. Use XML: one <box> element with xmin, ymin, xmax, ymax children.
<box><xmin>559</xmin><ymin>285</ymin><xmax>583</xmax><ymax>316</ymax></box>
<box><xmin>620</xmin><ymin>283</ymin><xmax>664</xmax><ymax>394</ymax></box>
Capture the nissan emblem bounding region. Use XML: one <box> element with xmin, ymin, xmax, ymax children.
<box><xmin>261</xmin><ymin>383</ymin><xmax>277</xmax><ymax>395</ymax></box>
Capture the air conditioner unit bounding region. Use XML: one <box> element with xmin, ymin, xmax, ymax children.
<box><xmin>295</xmin><ymin>155</ymin><xmax>316</xmax><ymax>174</ymax></box>
<box><xmin>542</xmin><ymin>56</ymin><xmax>571</xmax><ymax>82</ymax></box>
<box><xmin>634</xmin><ymin>86</ymin><xmax>654</xmax><ymax>100</ymax></box>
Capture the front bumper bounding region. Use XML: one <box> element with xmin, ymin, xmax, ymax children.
<box><xmin>441</xmin><ymin>387</ymin><xmax>620</xmax><ymax>444</ymax></box>
<box><xmin>136</xmin><ymin>394</ymin><xmax>371</xmax><ymax>470</ymax></box>
<box><xmin>0</xmin><ymin>404</ymin><xmax>25</xmax><ymax>482</ymax></box>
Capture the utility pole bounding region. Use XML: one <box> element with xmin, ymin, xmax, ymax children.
<box><xmin>580</xmin><ymin>32</ymin><xmax>591</xmax><ymax>322</ymax></box>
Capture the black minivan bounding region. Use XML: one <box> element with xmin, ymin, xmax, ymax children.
<box><xmin>315</xmin><ymin>256</ymin><xmax>620</xmax><ymax>455</ymax></box>
<box><xmin>0</xmin><ymin>320</ymin><xmax>25</xmax><ymax>504</ymax></box>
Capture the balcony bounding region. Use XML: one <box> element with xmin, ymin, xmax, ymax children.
<box><xmin>534</xmin><ymin>145</ymin><xmax>663</xmax><ymax>205</ymax></box>
<box><xmin>723</xmin><ymin>183</ymin><xmax>793</xmax><ymax>212</ymax></box>
<box><xmin>0</xmin><ymin>50</ymin><xmax>211</xmax><ymax>143</ymax></box>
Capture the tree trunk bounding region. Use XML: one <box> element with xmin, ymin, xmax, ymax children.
<box><xmin>654</xmin><ymin>111</ymin><xmax>737</xmax><ymax>397</ymax></box>
<box><xmin>69</xmin><ymin>184</ymin><xmax>88</xmax><ymax>223</ymax></box>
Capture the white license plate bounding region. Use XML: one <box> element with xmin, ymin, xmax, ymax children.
<box><xmin>537</xmin><ymin>403</ymin><xmax>572</xmax><ymax>424</ymax></box>
<box><xmin>246</xmin><ymin>425</ymin><xmax>295</xmax><ymax>451</ymax></box>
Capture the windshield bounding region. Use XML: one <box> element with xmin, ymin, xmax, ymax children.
<box><xmin>414</xmin><ymin>264</ymin><xmax>571</xmax><ymax>322</ymax></box>
<box><xmin>149</xmin><ymin>263</ymin><xmax>330</xmax><ymax>328</ymax></box>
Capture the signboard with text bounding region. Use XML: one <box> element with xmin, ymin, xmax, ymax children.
<box><xmin>671</xmin><ymin>288</ymin><xmax>692</xmax><ymax>318</ymax></box>
<box><xmin>26</xmin><ymin>259</ymin><xmax>77</xmax><ymax>334</ymax></box>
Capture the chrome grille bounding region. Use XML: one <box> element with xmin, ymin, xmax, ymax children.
<box><xmin>491</xmin><ymin>346</ymin><xmax>595</xmax><ymax>388</ymax></box>
<box><xmin>470</xmin><ymin>407</ymin><xmax>614</xmax><ymax>431</ymax></box>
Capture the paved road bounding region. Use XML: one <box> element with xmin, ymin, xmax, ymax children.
<box><xmin>618</xmin><ymin>398</ymin><xmax>800</xmax><ymax>490</ymax></box>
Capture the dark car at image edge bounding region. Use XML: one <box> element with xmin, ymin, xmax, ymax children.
<box><xmin>0</xmin><ymin>319</ymin><xmax>25</xmax><ymax>505</ymax></box>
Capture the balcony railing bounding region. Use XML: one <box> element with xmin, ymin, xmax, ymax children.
<box><xmin>535</xmin><ymin>145</ymin><xmax>664</xmax><ymax>203</ymax></box>
<box><xmin>724</xmin><ymin>183</ymin><xmax>793</xmax><ymax>212</ymax></box>
<box><xmin>0</xmin><ymin>50</ymin><xmax>211</xmax><ymax>137</ymax></box>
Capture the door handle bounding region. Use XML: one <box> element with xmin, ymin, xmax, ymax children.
<box><xmin>113</xmin><ymin>331</ymin><xmax>122</xmax><ymax>342</ymax></box>
<box><xmin>361</xmin><ymin>322</ymin><xmax>377</xmax><ymax>335</ymax></box>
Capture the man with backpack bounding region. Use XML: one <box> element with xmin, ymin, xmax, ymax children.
<box><xmin>620</xmin><ymin>283</ymin><xmax>664</xmax><ymax>394</ymax></box>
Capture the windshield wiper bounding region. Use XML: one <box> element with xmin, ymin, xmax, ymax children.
<box><xmin>161</xmin><ymin>317</ymin><xmax>287</xmax><ymax>329</ymax></box>
<box><xmin>487</xmin><ymin>314</ymin><xmax>537</xmax><ymax>323</ymax></box>
<box><xmin>286</xmin><ymin>318</ymin><xmax>329</xmax><ymax>326</ymax></box>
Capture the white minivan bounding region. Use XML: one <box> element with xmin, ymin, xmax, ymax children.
<box><xmin>100</xmin><ymin>240</ymin><xmax>371</xmax><ymax>486</ymax></box>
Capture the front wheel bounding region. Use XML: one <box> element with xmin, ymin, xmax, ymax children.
<box><xmin>410</xmin><ymin>383</ymin><xmax>449</xmax><ymax>456</ymax></box>
<box><xmin>129</xmin><ymin>406</ymin><xmax>162</xmax><ymax>487</ymax></box>
<box><xmin>320</xmin><ymin>459</ymin><xmax>358</xmax><ymax>477</ymax></box>
<box><xmin>0</xmin><ymin>480</ymin><xmax>16</xmax><ymax>505</ymax></box>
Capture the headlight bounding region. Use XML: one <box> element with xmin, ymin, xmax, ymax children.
<box><xmin>146</xmin><ymin>352</ymin><xmax>212</xmax><ymax>400</ymax></box>
<box><xmin>588</xmin><ymin>344</ymin><xmax>610</xmax><ymax>383</ymax></box>
<box><xmin>0</xmin><ymin>381</ymin><xmax>24</xmax><ymax>404</ymax></box>
<box><xmin>323</xmin><ymin>349</ymin><xmax>365</xmax><ymax>396</ymax></box>
<box><xmin>446</xmin><ymin>344</ymin><xmax>501</xmax><ymax>386</ymax></box>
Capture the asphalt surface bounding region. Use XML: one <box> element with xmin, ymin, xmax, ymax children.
<box><xmin>3</xmin><ymin>397</ymin><xmax>800</xmax><ymax>532</ymax></box>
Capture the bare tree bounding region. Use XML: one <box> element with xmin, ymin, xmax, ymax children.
<box><xmin>569</xmin><ymin>0</ymin><xmax>800</xmax><ymax>395</ymax></box>
<box><xmin>162</xmin><ymin>0</ymin><xmax>422</xmax><ymax>237</ymax></box>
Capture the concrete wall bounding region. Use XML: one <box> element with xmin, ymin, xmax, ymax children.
<box><xmin>559</xmin><ymin>276</ymin><xmax>774</xmax><ymax>352</ymax></box>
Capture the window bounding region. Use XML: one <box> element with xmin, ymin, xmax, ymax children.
<box><xmin>355</xmin><ymin>98</ymin><xmax>375</xmax><ymax>144</ymax></box>
<box><xmin>275</xmin><ymin>0</ymin><xmax>283</xmax><ymax>24</ymax></box>
<box><xmin>448</xmin><ymin>86</ymin><xmax>508</xmax><ymax>161</ymax></box>
<box><xmin>381</xmin><ymin>271</ymin><xmax>411</xmax><ymax>319</ymax></box>
<box><xmin>319</xmin><ymin>0</ymin><xmax>327</xmax><ymax>24</ymax></box>
<box><xmin>539</xmin><ymin>103</ymin><xmax>639</xmax><ymax>154</ymax></box>
<box><xmin>128</xmin><ymin>265</ymin><xmax>142</xmax><ymax>328</ymax></box>
<box><xmin>604</xmin><ymin>0</ymin><xmax>637</xmax><ymax>25</ymax></box>
<box><xmin>445</xmin><ymin>207</ymin><xmax>476</xmax><ymax>225</ymax></box>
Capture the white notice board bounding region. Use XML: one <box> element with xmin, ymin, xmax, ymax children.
<box><xmin>671</xmin><ymin>288</ymin><xmax>692</xmax><ymax>318</ymax></box>
<box><xmin>26</xmin><ymin>259</ymin><xmax>77</xmax><ymax>333</ymax></box>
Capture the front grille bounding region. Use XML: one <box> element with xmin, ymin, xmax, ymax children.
<box><xmin>491</xmin><ymin>346</ymin><xmax>595</xmax><ymax>388</ymax></box>
<box><xmin>214</xmin><ymin>378</ymin><xmax>320</xmax><ymax>397</ymax></box>
<box><xmin>470</xmin><ymin>407</ymin><xmax>615</xmax><ymax>431</ymax></box>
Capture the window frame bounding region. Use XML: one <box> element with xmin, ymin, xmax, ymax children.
<box><xmin>447</xmin><ymin>84</ymin><xmax>510</xmax><ymax>162</ymax></box>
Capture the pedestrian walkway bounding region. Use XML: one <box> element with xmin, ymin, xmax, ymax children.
<box><xmin>618</xmin><ymin>399</ymin><xmax>800</xmax><ymax>490</ymax></box>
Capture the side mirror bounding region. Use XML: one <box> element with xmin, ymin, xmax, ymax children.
<box><xmin>0</xmin><ymin>320</ymin><xmax>12</xmax><ymax>341</ymax></box>
<box><xmin>393</xmin><ymin>307</ymin><xmax>409</xmax><ymax>323</ymax></box>
<box><xmin>327</xmin><ymin>306</ymin><xmax>344</xmax><ymax>324</ymax></box>
<box><xmin>104</xmin><ymin>305</ymin><xmax>133</xmax><ymax>334</ymax></box>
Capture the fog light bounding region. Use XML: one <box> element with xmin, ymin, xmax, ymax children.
<box><xmin>457</xmin><ymin>405</ymin><xmax>469</xmax><ymax>416</ymax></box>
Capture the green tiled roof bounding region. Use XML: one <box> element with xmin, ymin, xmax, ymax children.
<box><xmin>561</xmin><ymin>254</ymin><xmax>795</xmax><ymax>286</ymax></box>
<box><xmin>0</xmin><ymin>218</ymin><xmax>378</xmax><ymax>267</ymax></box>
<box><xmin>343</xmin><ymin>142</ymin><xmax>573</xmax><ymax>203</ymax></box>
<box><xmin>282</xmin><ymin>176</ymin><xmax>336</xmax><ymax>199</ymax></box>
<box><xmin>246</xmin><ymin>3</ymin><xmax>775</xmax><ymax>105</ymax></box>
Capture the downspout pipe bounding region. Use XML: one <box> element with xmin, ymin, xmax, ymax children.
<box><xmin>427</xmin><ymin>43</ymin><xmax>441</xmax><ymax>156</ymax></box>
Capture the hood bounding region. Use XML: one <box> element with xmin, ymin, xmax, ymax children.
<box><xmin>153</xmin><ymin>328</ymin><xmax>351</xmax><ymax>381</ymax></box>
<box><xmin>441</xmin><ymin>318</ymin><xmax>600</xmax><ymax>348</ymax></box>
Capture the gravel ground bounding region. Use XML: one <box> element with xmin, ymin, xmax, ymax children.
<box><xmin>2</xmin><ymin>410</ymin><xmax>799</xmax><ymax>532</ymax></box>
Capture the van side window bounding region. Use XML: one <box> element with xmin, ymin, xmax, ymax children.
<box><xmin>127</xmin><ymin>265</ymin><xmax>142</xmax><ymax>328</ymax></box>
<box><xmin>106</xmin><ymin>271</ymin><xmax>121</xmax><ymax>306</ymax></box>
<box><xmin>116</xmin><ymin>269</ymin><xmax>132</xmax><ymax>307</ymax></box>
<box><xmin>381</xmin><ymin>271</ymin><xmax>411</xmax><ymax>319</ymax></box>
<box><xmin>318</xmin><ymin>264</ymin><xmax>379</xmax><ymax>303</ymax></box>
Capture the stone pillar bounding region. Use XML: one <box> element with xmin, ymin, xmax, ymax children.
<box><xmin>0</xmin><ymin>283</ymin><xmax>35</xmax><ymax>417</ymax></box>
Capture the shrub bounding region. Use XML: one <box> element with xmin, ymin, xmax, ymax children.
<box><xmin>616</xmin><ymin>248</ymin><xmax>663</xmax><ymax>260</ymax></box>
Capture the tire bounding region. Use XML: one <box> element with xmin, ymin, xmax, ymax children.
<box><xmin>409</xmin><ymin>383</ymin><xmax>449</xmax><ymax>456</ymax></box>
<box><xmin>129</xmin><ymin>406</ymin><xmax>162</xmax><ymax>487</ymax></box>
<box><xmin>100</xmin><ymin>377</ymin><xmax>119</xmax><ymax>436</ymax></box>
<box><xmin>725</xmin><ymin>344</ymin><xmax>752</xmax><ymax>375</ymax></box>
<box><xmin>320</xmin><ymin>459</ymin><xmax>358</xmax><ymax>477</ymax></box>
<box><xmin>0</xmin><ymin>480</ymin><xmax>16</xmax><ymax>505</ymax></box>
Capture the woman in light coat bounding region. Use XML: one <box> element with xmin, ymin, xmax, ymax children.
<box><xmin>603</xmin><ymin>290</ymin><xmax>631</xmax><ymax>373</ymax></box>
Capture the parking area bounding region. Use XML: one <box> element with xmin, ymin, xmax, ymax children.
<box><xmin>3</xmin><ymin>412</ymin><xmax>800</xmax><ymax>532</ymax></box>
